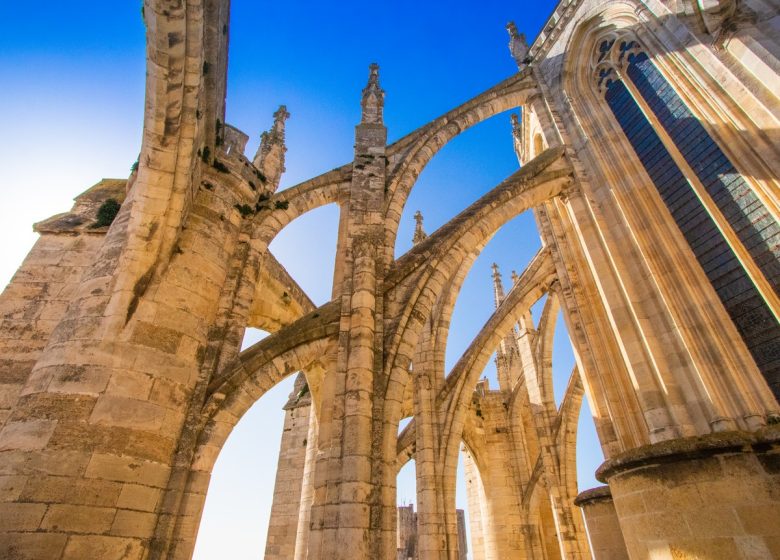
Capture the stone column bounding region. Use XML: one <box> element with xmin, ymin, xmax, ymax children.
<box><xmin>455</xmin><ymin>509</ymin><xmax>468</xmax><ymax>560</ymax></box>
<box><xmin>264</xmin><ymin>374</ymin><xmax>311</xmax><ymax>559</ymax></box>
<box><xmin>598</xmin><ymin>430</ymin><xmax>780</xmax><ymax>560</ymax></box>
<box><xmin>463</xmin><ymin>449</ymin><xmax>486</xmax><ymax>560</ymax></box>
<box><xmin>293</xmin><ymin>408</ymin><xmax>319</xmax><ymax>560</ymax></box>
<box><xmin>574</xmin><ymin>486</ymin><xmax>628</xmax><ymax>560</ymax></box>
<box><xmin>306</xmin><ymin>63</ymin><xmax>394</xmax><ymax>559</ymax></box>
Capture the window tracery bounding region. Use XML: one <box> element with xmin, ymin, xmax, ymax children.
<box><xmin>591</xmin><ymin>33</ymin><xmax>780</xmax><ymax>398</ymax></box>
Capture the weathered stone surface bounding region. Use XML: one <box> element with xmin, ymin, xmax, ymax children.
<box><xmin>0</xmin><ymin>1</ymin><xmax>778</xmax><ymax>559</ymax></box>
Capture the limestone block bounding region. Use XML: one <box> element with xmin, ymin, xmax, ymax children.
<box><xmin>61</xmin><ymin>535</ymin><xmax>144</xmax><ymax>560</ymax></box>
<box><xmin>116</xmin><ymin>483</ymin><xmax>162</xmax><ymax>512</ymax></box>
<box><xmin>0</xmin><ymin>419</ymin><xmax>57</xmax><ymax>451</ymax></box>
<box><xmin>0</xmin><ymin>502</ymin><xmax>47</xmax><ymax>531</ymax></box>
<box><xmin>40</xmin><ymin>504</ymin><xmax>116</xmax><ymax>534</ymax></box>
<box><xmin>84</xmin><ymin>453</ymin><xmax>171</xmax><ymax>488</ymax></box>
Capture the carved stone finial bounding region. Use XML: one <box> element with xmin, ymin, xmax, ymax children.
<box><xmin>413</xmin><ymin>210</ymin><xmax>427</xmax><ymax>245</ymax></box>
<box><xmin>361</xmin><ymin>63</ymin><xmax>385</xmax><ymax>125</ymax></box>
<box><xmin>507</xmin><ymin>22</ymin><xmax>531</xmax><ymax>70</ymax></box>
<box><xmin>273</xmin><ymin>105</ymin><xmax>290</xmax><ymax>138</ymax></box>
<box><xmin>511</xmin><ymin>270</ymin><xmax>519</xmax><ymax>285</ymax></box>
<box><xmin>491</xmin><ymin>263</ymin><xmax>506</xmax><ymax>309</ymax></box>
<box><xmin>253</xmin><ymin>105</ymin><xmax>290</xmax><ymax>189</ymax></box>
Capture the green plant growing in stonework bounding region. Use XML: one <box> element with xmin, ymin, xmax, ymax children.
<box><xmin>212</xmin><ymin>160</ymin><xmax>230</xmax><ymax>173</ymax></box>
<box><xmin>234</xmin><ymin>203</ymin><xmax>254</xmax><ymax>218</ymax></box>
<box><xmin>92</xmin><ymin>198</ymin><xmax>121</xmax><ymax>228</ymax></box>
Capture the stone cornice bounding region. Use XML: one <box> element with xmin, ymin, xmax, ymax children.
<box><xmin>573</xmin><ymin>485</ymin><xmax>612</xmax><ymax>507</ymax></box>
<box><xmin>596</xmin><ymin>426</ymin><xmax>780</xmax><ymax>483</ymax></box>
<box><xmin>529</xmin><ymin>0</ymin><xmax>585</xmax><ymax>62</ymax></box>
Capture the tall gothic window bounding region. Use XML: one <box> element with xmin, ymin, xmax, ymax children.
<box><xmin>596</xmin><ymin>37</ymin><xmax>780</xmax><ymax>399</ymax></box>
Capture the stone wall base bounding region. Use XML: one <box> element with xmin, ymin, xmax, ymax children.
<box><xmin>596</xmin><ymin>428</ymin><xmax>780</xmax><ymax>560</ymax></box>
<box><xmin>575</xmin><ymin>486</ymin><xmax>629</xmax><ymax>560</ymax></box>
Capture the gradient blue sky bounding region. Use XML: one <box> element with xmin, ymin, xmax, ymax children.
<box><xmin>0</xmin><ymin>2</ymin><xmax>603</xmax><ymax>558</ymax></box>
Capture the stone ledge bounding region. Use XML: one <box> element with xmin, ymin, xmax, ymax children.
<box><xmin>34</xmin><ymin>179</ymin><xmax>127</xmax><ymax>234</ymax></box>
<box><xmin>574</xmin><ymin>485</ymin><xmax>612</xmax><ymax>507</ymax></box>
<box><xmin>596</xmin><ymin>425</ymin><xmax>780</xmax><ymax>483</ymax></box>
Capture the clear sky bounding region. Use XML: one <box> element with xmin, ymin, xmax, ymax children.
<box><xmin>0</xmin><ymin>2</ymin><xmax>604</xmax><ymax>558</ymax></box>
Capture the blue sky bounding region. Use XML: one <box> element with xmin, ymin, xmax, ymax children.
<box><xmin>0</xmin><ymin>2</ymin><xmax>604</xmax><ymax>558</ymax></box>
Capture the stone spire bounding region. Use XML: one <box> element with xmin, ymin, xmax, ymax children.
<box><xmin>361</xmin><ymin>63</ymin><xmax>385</xmax><ymax>125</ymax></box>
<box><xmin>511</xmin><ymin>269</ymin><xmax>519</xmax><ymax>285</ymax></box>
<box><xmin>511</xmin><ymin>112</ymin><xmax>524</xmax><ymax>165</ymax></box>
<box><xmin>492</xmin><ymin>263</ymin><xmax>506</xmax><ymax>309</ymax></box>
<box><xmin>253</xmin><ymin>105</ymin><xmax>290</xmax><ymax>189</ymax></box>
<box><xmin>272</xmin><ymin>105</ymin><xmax>290</xmax><ymax>139</ymax></box>
<box><xmin>413</xmin><ymin>210</ymin><xmax>427</xmax><ymax>245</ymax></box>
<box><xmin>507</xmin><ymin>22</ymin><xmax>530</xmax><ymax>70</ymax></box>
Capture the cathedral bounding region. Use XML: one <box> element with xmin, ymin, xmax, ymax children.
<box><xmin>0</xmin><ymin>0</ymin><xmax>778</xmax><ymax>559</ymax></box>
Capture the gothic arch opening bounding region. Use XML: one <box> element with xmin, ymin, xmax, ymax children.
<box><xmin>268</xmin><ymin>203</ymin><xmax>340</xmax><ymax>306</ymax></box>
<box><xmin>193</xmin><ymin>372</ymin><xmax>296</xmax><ymax>559</ymax></box>
<box><xmin>395</xmin><ymin>111</ymin><xmax>521</xmax><ymax>259</ymax></box>
<box><xmin>444</xmin><ymin>211</ymin><xmax>542</xmax><ymax>382</ymax></box>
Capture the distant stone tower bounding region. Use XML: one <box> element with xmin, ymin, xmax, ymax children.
<box><xmin>396</xmin><ymin>505</ymin><xmax>467</xmax><ymax>560</ymax></box>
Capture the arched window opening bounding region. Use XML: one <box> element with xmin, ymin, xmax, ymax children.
<box><xmin>596</xmin><ymin>37</ymin><xmax>780</xmax><ymax>398</ymax></box>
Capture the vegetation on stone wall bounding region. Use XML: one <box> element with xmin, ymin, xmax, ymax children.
<box><xmin>91</xmin><ymin>198</ymin><xmax>121</xmax><ymax>228</ymax></box>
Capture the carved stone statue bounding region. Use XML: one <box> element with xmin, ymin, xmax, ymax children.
<box><xmin>507</xmin><ymin>21</ymin><xmax>531</xmax><ymax>70</ymax></box>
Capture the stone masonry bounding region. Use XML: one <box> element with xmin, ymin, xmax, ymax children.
<box><xmin>0</xmin><ymin>0</ymin><xmax>778</xmax><ymax>559</ymax></box>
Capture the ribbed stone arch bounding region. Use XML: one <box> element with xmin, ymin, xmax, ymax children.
<box><xmin>205</xmin><ymin>301</ymin><xmax>340</xmax><ymax>410</ymax></box>
<box><xmin>162</xmin><ymin>304</ymin><xmax>339</xmax><ymax>559</ymax></box>
<box><xmin>382</xmin><ymin>148</ymin><xmax>571</xmax><ymax>434</ymax></box>
<box><xmin>253</xmin><ymin>172</ymin><xmax>346</xmax><ymax>248</ymax></box>
<box><xmin>438</xmin><ymin>251</ymin><xmax>557</xmax><ymax>450</ymax></box>
<box><xmin>556</xmin><ymin>367</ymin><xmax>585</xmax><ymax>499</ymax></box>
<box><xmin>383</xmin><ymin>72</ymin><xmax>541</xmax><ymax>256</ymax></box>
<box><xmin>532</xmin><ymin>289</ymin><xmax>561</xmax><ymax>412</ymax></box>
